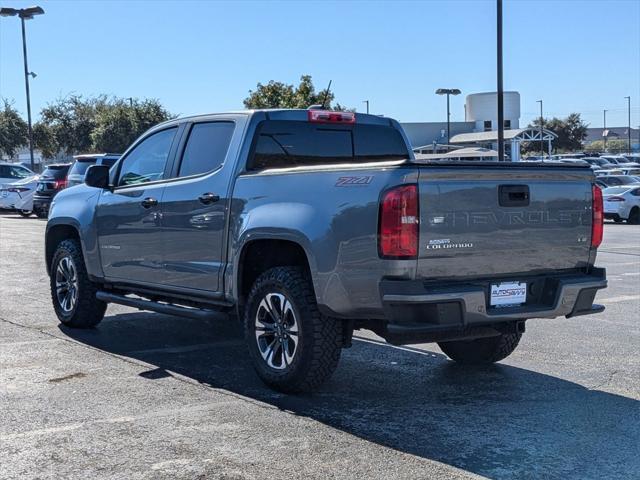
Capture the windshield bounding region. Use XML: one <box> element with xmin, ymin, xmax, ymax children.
<box><xmin>68</xmin><ymin>160</ymin><xmax>95</xmax><ymax>176</ymax></box>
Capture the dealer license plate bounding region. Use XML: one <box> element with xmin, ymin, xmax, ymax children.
<box><xmin>490</xmin><ymin>282</ymin><xmax>527</xmax><ymax>307</ymax></box>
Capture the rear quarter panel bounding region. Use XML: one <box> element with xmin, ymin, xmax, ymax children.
<box><xmin>227</xmin><ymin>165</ymin><xmax>419</xmax><ymax>318</ymax></box>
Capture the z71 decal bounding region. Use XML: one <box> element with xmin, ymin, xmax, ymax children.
<box><xmin>335</xmin><ymin>176</ymin><xmax>373</xmax><ymax>187</ymax></box>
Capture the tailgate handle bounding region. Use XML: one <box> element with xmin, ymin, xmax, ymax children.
<box><xmin>499</xmin><ymin>185</ymin><xmax>530</xmax><ymax>207</ymax></box>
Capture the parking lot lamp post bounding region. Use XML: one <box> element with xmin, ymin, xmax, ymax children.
<box><xmin>0</xmin><ymin>6</ymin><xmax>45</xmax><ymax>171</ymax></box>
<box><xmin>496</xmin><ymin>0</ymin><xmax>504</xmax><ymax>161</ymax></box>
<box><xmin>435</xmin><ymin>88</ymin><xmax>461</xmax><ymax>147</ymax></box>
<box><xmin>603</xmin><ymin>109</ymin><xmax>608</xmax><ymax>152</ymax></box>
<box><xmin>625</xmin><ymin>96</ymin><xmax>631</xmax><ymax>154</ymax></box>
<box><xmin>363</xmin><ymin>100</ymin><xmax>369</xmax><ymax>114</ymax></box>
<box><xmin>537</xmin><ymin>100</ymin><xmax>544</xmax><ymax>157</ymax></box>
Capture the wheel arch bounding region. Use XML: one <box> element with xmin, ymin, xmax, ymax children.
<box><xmin>234</xmin><ymin>235</ymin><xmax>317</xmax><ymax>315</ymax></box>
<box><xmin>45</xmin><ymin>221</ymin><xmax>82</xmax><ymax>277</ymax></box>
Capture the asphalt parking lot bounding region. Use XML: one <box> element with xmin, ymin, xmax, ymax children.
<box><xmin>1</xmin><ymin>214</ymin><xmax>638</xmax><ymax>480</ymax></box>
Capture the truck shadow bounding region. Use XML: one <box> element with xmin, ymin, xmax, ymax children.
<box><xmin>61</xmin><ymin>311</ymin><xmax>639</xmax><ymax>479</ymax></box>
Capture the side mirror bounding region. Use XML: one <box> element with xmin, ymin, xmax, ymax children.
<box><xmin>85</xmin><ymin>164</ymin><xmax>111</xmax><ymax>189</ymax></box>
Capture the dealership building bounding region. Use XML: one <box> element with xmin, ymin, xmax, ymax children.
<box><xmin>401</xmin><ymin>91</ymin><xmax>557</xmax><ymax>161</ymax></box>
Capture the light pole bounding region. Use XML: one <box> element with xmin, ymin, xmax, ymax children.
<box><xmin>363</xmin><ymin>100</ymin><xmax>369</xmax><ymax>114</ymax></box>
<box><xmin>435</xmin><ymin>88</ymin><xmax>461</xmax><ymax>146</ymax></box>
<box><xmin>0</xmin><ymin>6</ymin><xmax>45</xmax><ymax>172</ymax></box>
<box><xmin>625</xmin><ymin>96</ymin><xmax>631</xmax><ymax>154</ymax></box>
<box><xmin>603</xmin><ymin>109</ymin><xmax>608</xmax><ymax>152</ymax></box>
<box><xmin>496</xmin><ymin>0</ymin><xmax>504</xmax><ymax>161</ymax></box>
<box><xmin>536</xmin><ymin>100</ymin><xmax>544</xmax><ymax>157</ymax></box>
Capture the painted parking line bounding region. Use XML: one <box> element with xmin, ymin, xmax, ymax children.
<box><xmin>600</xmin><ymin>295</ymin><xmax>640</xmax><ymax>304</ymax></box>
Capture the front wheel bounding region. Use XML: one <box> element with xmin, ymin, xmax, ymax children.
<box><xmin>19</xmin><ymin>209</ymin><xmax>33</xmax><ymax>217</ymax></box>
<box><xmin>244</xmin><ymin>266</ymin><xmax>342</xmax><ymax>393</ymax></box>
<box><xmin>50</xmin><ymin>239</ymin><xmax>106</xmax><ymax>328</ymax></box>
<box><xmin>438</xmin><ymin>332</ymin><xmax>522</xmax><ymax>364</ymax></box>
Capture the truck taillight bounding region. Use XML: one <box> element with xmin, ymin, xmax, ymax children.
<box><xmin>592</xmin><ymin>184</ymin><xmax>603</xmax><ymax>248</ymax></box>
<box><xmin>379</xmin><ymin>185</ymin><xmax>418</xmax><ymax>259</ymax></box>
<box><xmin>307</xmin><ymin>110</ymin><xmax>355</xmax><ymax>124</ymax></box>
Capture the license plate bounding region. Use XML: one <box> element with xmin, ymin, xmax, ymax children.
<box><xmin>37</xmin><ymin>184</ymin><xmax>45</xmax><ymax>191</ymax></box>
<box><xmin>490</xmin><ymin>282</ymin><xmax>527</xmax><ymax>307</ymax></box>
<box><xmin>604</xmin><ymin>204</ymin><xmax>618</xmax><ymax>213</ymax></box>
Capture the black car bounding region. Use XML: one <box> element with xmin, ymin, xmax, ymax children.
<box><xmin>66</xmin><ymin>153</ymin><xmax>120</xmax><ymax>187</ymax></box>
<box><xmin>32</xmin><ymin>164</ymin><xmax>72</xmax><ymax>218</ymax></box>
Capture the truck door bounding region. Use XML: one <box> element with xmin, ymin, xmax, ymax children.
<box><xmin>159</xmin><ymin>121</ymin><xmax>236</xmax><ymax>293</ymax></box>
<box><xmin>95</xmin><ymin>127</ymin><xmax>179</xmax><ymax>285</ymax></box>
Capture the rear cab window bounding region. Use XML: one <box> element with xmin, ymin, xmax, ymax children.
<box><xmin>41</xmin><ymin>166</ymin><xmax>70</xmax><ymax>179</ymax></box>
<box><xmin>248</xmin><ymin>120</ymin><xmax>409</xmax><ymax>171</ymax></box>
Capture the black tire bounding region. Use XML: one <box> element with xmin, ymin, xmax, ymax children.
<box><xmin>613</xmin><ymin>217</ymin><xmax>623</xmax><ymax>223</ymax></box>
<box><xmin>244</xmin><ymin>266</ymin><xmax>342</xmax><ymax>393</ymax></box>
<box><xmin>438</xmin><ymin>332</ymin><xmax>522</xmax><ymax>365</ymax></box>
<box><xmin>35</xmin><ymin>209</ymin><xmax>47</xmax><ymax>219</ymax></box>
<box><xmin>627</xmin><ymin>207</ymin><xmax>640</xmax><ymax>225</ymax></box>
<box><xmin>18</xmin><ymin>210</ymin><xmax>33</xmax><ymax>217</ymax></box>
<box><xmin>50</xmin><ymin>238</ymin><xmax>106</xmax><ymax>328</ymax></box>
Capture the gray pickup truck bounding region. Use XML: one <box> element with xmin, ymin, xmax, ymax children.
<box><xmin>45</xmin><ymin>109</ymin><xmax>607</xmax><ymax>392</ymax></box>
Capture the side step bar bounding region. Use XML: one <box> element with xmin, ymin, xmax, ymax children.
<box><xmin>96</xmin><ymin>291</ymin><xmax>226</xmax><ymax>321</ymax></box>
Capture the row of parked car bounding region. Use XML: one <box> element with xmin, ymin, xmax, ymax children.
<box><xmin>0</xmin><ymin>154</ymin><xmax>120</xmax><ymax>217</ymax></box>
<box><xmin>526</xmin><ymin>153</ymin><xmax>640</xmax><ymax>224</ymax></box>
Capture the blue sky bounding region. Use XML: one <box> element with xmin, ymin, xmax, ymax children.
<box><xmin>1</xmin><ymin>0</ymin><xmax>639</xmax><ymax>129</ymax></box>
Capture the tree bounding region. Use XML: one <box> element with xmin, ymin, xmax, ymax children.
<box><xmin>0</xmin><ymin>100</ymin><xmax>28</xmax><ymax>158</ymax></box>
<box><xmin>243</xmin><ymin>75</ymin><xmax>350</xmax><ymax>110</ymax></box>
<box><xmin>584</xmin><ymin>139</ymin><xmax>628</xmax><ymax>153</ymax></box>
<box><xmin>522</xmin><ymin>113</ymin><xmax>588</xmax><ymax>154</ymax></box>
<box><xmin>90</xmin><ymin>98</ymin><xmax>172</xmax><ymax>153</ymax></box>
<box><xmin>36</xmin><ymin>94</ymin><xmax>109</xmax><ymax>155</ymax></box>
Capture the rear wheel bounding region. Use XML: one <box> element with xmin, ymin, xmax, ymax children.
<box><xmin>628</xmin><ymin>207</ymin><xmax>640</xmax><ymax>225</ymax></box>
<box><xmin>35</xmin><ymin>208</ymin><xmax>47</xmax><ymax>219</ymax></box>
<box><xmin>50</xmin><ymin>239</ymin><xmax>106</xmax><ymax>328</ymax></box>
<box><xmin>244</xmin><ymin>266</ymin><xmax>342</xmax><ymax>393</ymax></box>
<box><xmin>18</xmin><ymin>209</ymin><xmax>33</xmax><ymax>217</ymax></box>
<box><xmin>438</xmin><ymin>332</ymin><xmax>522</xmax><ymax>364</ymax></box>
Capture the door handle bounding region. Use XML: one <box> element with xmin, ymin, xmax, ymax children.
<box><xmin>198</xmin><ymin>192</ymin><xmax>220</xmax><ymax>205</ymax></box>
<box><xmin>141</xmin><ymin>197</ymin><xmax>158</xmax><ymax>209</ymax></box>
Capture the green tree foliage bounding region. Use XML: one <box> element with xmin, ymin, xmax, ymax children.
<box><xmin>584</xmin><ymin>139</ymin><xmax>628</xmax><ymax>153</ymax></box>
<box><xmin>34</xmin><ymin>95</ymin><xmax>172</xmax><ymax>156</ymax></box>
<box><xmin>0</xmin><ymin>100</ymin><xmax>28</xmax><ymax>158</ymax></box>
<box><xmin>90</xmin><ymin>98</ymin><xmax>172</xmax><ymax>153</ymax></box>
<box><xmin>243</xmin><ymin>75</ymin><xmax>351</xmax><ymax>110</ymax></box>
<box><xmin>522</xmin><ymin>113</ymin><xmax>588</xmax><ymax>153</ymax></box>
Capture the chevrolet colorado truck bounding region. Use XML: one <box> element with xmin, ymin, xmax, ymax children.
<box><xmin>45</xmin><ymin>109</ymin><xmax>607</xmax><ymax>392</ymax></box>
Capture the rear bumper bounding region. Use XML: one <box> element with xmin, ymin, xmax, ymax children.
<box><xmin>378</xmin><ymin>268</ymin><xmax>607</xmax><ymax>344</ymax></box>
<box><xmin>32</xmin><ymin>196</ymin><xmax>53</xmax><ymax>212</ymax></box>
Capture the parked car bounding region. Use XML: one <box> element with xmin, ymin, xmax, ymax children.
<box><xmin>45</xmin><ymin>109</ymin><xmax>607</xmax><ymax>392</ymax></box>
<box><xmin>0</xmin><ymin>175</ymin><xmax>40</xmax><ymax>216</ymax></box>
<box><xmin>581</xmin><ymin>157</ymin><xmax>618</xmax><ymax>170</ymax></box>
<box><xmin>594</xmin><ymin>169</ymin><xmax>624</xmax><ymax>177</ymax></box>
<box><xmin>66</xmin><ymin>154</ymin><xmax>121</xmax><ymax>187</ymax></box>
<box><xmin>32</xmin><ymin>164</ymin><xmax>72</xmax><ymax>218</ymax></box>
<box><xmin>622</xmin><ymin>153</ymin><xmax>640</xmax><ymax>164</ymax></box>
<box><xmin>600</xmin><ymin>155</ymin><xmax>637</xmax><ymax>168</ymax></box>
<box><xmin>622</xmin><ymin>167</ymin><xmax>640</xmax><ymax>176</ymax></box>
<box><xmin>0</xmin><ymin>162</ymin><xmax>35</xmax><ymax>186</ymax></box>
<box><xmin>595</xmin><ymin>175</ymin><xmax>640</xmax><ymax>187</ymax></box>
<box><xmin>602</xmin><ymin>185</ymin><xmax>640</xmax><ymax>224</ymax></box>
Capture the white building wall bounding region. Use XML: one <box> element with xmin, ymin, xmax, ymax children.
<box><xmin>466</xmin><ymin>91</ymin><xmax>520</xmax><ymax>131</ymax></box>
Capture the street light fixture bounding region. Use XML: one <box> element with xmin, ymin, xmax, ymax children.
<box><xmin>362</xmin><ymin>100</ymin><xmax>369</xmax><ymax>114</ymax></box>
<box><xmin>0</xmin><ymin>6</ymin><xmax>45</xmax><ymax>172</ymax></box>
<box><xmin>435</xmin><ymin>88</ymin><xmax>461</xmax><ymax>147</ymax></box>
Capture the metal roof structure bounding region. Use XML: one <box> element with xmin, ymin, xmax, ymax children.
<box><xmin>414</xmin><ymin>147</ymin><xmax>498</xmax><ymax>161</ymax></box>
<box><xmin>450</xmin><ymin>128</ymin><xmax>557</xmax><ymax>144</ymax></box>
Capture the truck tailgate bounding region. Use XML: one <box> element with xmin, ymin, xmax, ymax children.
<box><xmin>417</xmin><ymin>165</ymin><xmax>594</xmax><ymax>280</ymax></box>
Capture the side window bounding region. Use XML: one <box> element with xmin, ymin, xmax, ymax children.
<box><xmin>178</xmin><ymin>122</ymin><xmax>234</xmax><ymax>177</ymax></box>
<box><xmin>117</xmin><ymin>128</ymin><xmax>177</xmax><ymax>187</ymax></box>
<box><xmin>9</xmin><ymin>166</ymin><xmax>31</xmax><ymax>179</ymax></box>
<box><xmin>0</xmin><ymin>165</ymin><xmax>9</xmax><ymax>177</ymax></box>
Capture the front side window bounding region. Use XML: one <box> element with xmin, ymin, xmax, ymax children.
<box><xmin>118</xmin><ymin>128</ymin><xmax>177</xmax><ymax>187</ymax></box>
<box><xmin>178</xmin><ymin>122</ymin><xmax>235</xmax><ymax>177</ymax></box>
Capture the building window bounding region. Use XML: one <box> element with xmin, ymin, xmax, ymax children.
<box><xmin>484</xmin><ymin>120</ymin><xmax>492</xmax><ymax>131</ymax></box>
<box><xmin>504</xmin><ymin>120</ymin><xmax>511</xmax><ymax>130</ymax></box>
